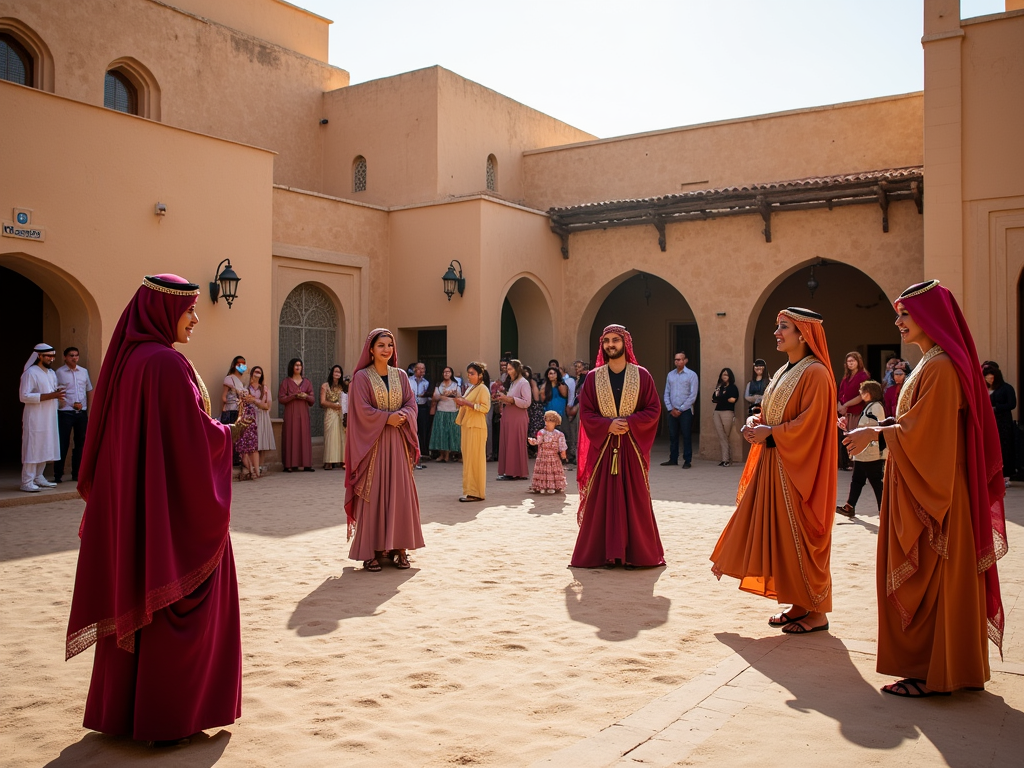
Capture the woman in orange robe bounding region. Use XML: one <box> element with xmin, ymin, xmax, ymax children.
<box><xmin>845</xmin><ymin>281</ymin><xmax>1006</xmax><ymax>697</ymax></box>
<box><xmin>711</xmin><ymin>308</ymin><xmax>837</xmax><ymax>634</ymax></box>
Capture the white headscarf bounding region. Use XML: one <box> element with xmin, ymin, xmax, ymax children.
<box><xmin>24</xmin><ymin>343</ymin><xmax>55</xmax><ymax>372</ymax></box>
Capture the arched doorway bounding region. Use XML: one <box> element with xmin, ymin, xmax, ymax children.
<box><xmin>0</xmin><ymin>255</ymin><xmax>100</xmax><ymax>466</ymax></box>
<box><xmin>749</xmin><ymin>261</ymin><xmax>900</xmax><ymax>382</ymax></box>
<box><xmin>500</xmin><ymin>275</ymin><xmax>553</xmax><ymax>367</ymax></box>
<box><xmin>278</xmin><ymin>283</ymin><xmax>339</xmax><ymax>437</ymax></box>
<box><xmin>585</xmin><ymin>272</ymin><xmax>700</xmax><ymax>435</ymax></box>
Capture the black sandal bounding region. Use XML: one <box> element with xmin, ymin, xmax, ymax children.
<box><xmin>768</xmin><ymin>610</ymin><xmax>810</xmax><ymax>627</ymax></box>
<box><xmin>881</xmin><ymin>678</ymin><xmax>950</xmax><ymax>698</ymax></box>
<box><xmin>393</xmin><ymin>552</ymin><xmax>411</xmax><ymax>569</ymax></box>
<box><xmin>363</xmin><ymin>558</ymin><xmax>382</xmax><ymax>572</ymax></box>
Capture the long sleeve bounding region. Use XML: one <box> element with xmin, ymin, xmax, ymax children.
<box><xmin>278</xmin><ymin>379</ymin><xmax>297</xmax><ymax>403</ymax></box>
<box><xmin>510</xmin><ymin>378</ymin><xmax>530</xmax><ymax>408</ymax></box>
<box><xmin>300</xmin><ymin>379</ymin><xmax>314</xmax><ymax>408</ymax></box>
<box><xmin>680</xmin><ymin>369</ymin><xmax>698</xmax><ymax>412</ymax></box>
<box><xmin>20</xmin><ymin>369</ymin><xmax>44</xmax><ymax>404</ymax></box>
<box><xmin>663</xmin><ymin>373</ymin><xmax>673</xmax><ymax>410</ymax></box>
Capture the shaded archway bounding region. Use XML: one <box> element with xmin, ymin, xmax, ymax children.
<box><xmin>278</xmin><ymin>282</ymin><xmax>340</xmax><ymax>437</ymax></box>
<box><xmin>0</xmin><ymin>254</ymin><xmax>101</xmax><ymax>465</ymax></box>
<box><xmin>583</xmin><ymin>271</ymin><xmax>700</xmax><ymax>434</ymax></box>
<box><xmin>500</xmin><ymin>275</ymin><xmax>554</xmax><ymax>367</ymax></box>
<box><xmin>748</xmin><ymin>260</ymin><xmax>901</xmax><ymax>382</ymax></box>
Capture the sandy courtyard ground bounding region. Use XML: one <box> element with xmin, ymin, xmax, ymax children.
<box><xmin>1</xmin><ymin>451</ymin><xmax>1022</xmax><ymax>767</ymax></box>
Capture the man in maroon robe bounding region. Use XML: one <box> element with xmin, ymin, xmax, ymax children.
<box><xmin>571</xmin><ymin>324</ymin><xmax>666</xmax><ymax>568</ymax></box>
<box><xmin>66</xmin><ymin>274</ymin><xmax>243</xmax><ymax>744</ymax></box>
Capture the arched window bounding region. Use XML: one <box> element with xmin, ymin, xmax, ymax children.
<box><xmin>104</xmin><ymin>69</ymin><xmax>137</xmax><ymax>114</ymax></box>
<box><xmin>486</xmin><ymin>154</ymin><xmax>497</xmax><ymax>192</ymax></box>
<box><xmin>278</xmin><ymin>283</ymin><xmax>338</xmax><ymax>437</ymax></box>
<box><xmin>0</xmin><ymin>33</ymin><xmax>32</xmax><ymax>86</ymax></box>
<box><xmin>353</xmin><ymin>155</ymin><xmax>367</xmax><ymax>193</ymax></box>
<box><xmin>103</xmin><ymin>58</ymin><xmax>161</xmax><ymax>120</ymax></box>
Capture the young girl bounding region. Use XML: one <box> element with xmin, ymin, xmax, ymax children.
<box><xmin>836</xmin><ymin>379</ymin><xmax>887</xmax><ymax>518</ymax></box>
<box><xmin>527</xmin><ymin>410</ymin><xmax>568</xmax><ymax>494</ymax></box>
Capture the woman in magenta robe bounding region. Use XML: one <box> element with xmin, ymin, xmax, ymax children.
<box><xmin>572</xmin><ymin>325</ymin><xmax>665</xmax><ymax>568</ymax></box>
<box><xmin>278</xmin><ymin>357</ymin><xmax>314</xmax><ymax>472</ymax></box>
<box><xmin>496</xmin><ymin>359</ymin><xmax>531</xmax><ymax>480</ymax></box>
<box><xmin>66</xmin><ymin>274</ymin><xmax>243</xmax><ymax>743</ymax></box>
<box><xmin>344</xmin><ymin>329</ymin><xmax>425</xmax><ymax>571</ymax></box>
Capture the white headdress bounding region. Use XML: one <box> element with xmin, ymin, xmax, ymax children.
<box><xmin>24</xmin><ymin>343</ymin><xmax>55</xmax><ymax>372</ymax></box>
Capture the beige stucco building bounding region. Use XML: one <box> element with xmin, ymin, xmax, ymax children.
<box><xmin>2</xmin><ymin>0</ymin><xmax>1021</xmax><ymax>463</ymax></box>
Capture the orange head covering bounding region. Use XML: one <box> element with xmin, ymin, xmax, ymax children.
<box><xmin>777</xmin><ymin>307</ymin><xmax>832</xmax><ymax>375</ymax></box>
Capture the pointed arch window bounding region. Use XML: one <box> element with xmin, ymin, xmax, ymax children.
<box><xmin>104</xmin><ymin>69</ymin><xmax>138</xmax><ymax>115</ymax></box>
<box><xmin>0</xmin><ymin>33</ymin><xmax>32</xmax><ymax>86</ymax></box>
<box><xmin>353</xmin><ymin>155</ymin><xmax>367</xmax><ymax>193</ymax></box>
<box><xmin>486</xmin><ymin>154</ymin><xmax>497</xmax><ymax>192</ymax></box>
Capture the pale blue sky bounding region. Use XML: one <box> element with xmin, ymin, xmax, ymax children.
<box><xmin>292</xmin><ymin>1</ymin><xmax>1006</xmax><ymax>138</ymax></box>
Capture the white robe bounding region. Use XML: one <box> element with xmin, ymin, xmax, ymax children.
<box><xmin>20</xmin><ymin>365</ymin><xmax>60</xmax><ymax>463</ymax></box>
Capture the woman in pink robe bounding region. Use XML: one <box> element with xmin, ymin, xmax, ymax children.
<box><xmin>278</xmin><ymin>358</ymin><xmax>314</xmax><ymax>471</ymax></box>
<box><xmin>66</xmin><ymin>274</ymin><xmax>243</xmax><ymax>743</ymax></box>
<box><xmin>496</xmin><ymin>359</ymin><xmax>531</xmax><ymax>480</ymax></box>
<box><xmin>344</xmin><ymin>329</ymin><xmax>425</xmax><ymax>571</ymax></box>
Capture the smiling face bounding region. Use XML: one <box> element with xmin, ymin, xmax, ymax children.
<box><xmin>371</xmin><ymin>335</ymin><xmax>394</xmax><ymax>366</ymax></box>
<box><xmin>176</xmin><ymin>304</ymin><xmax>199</xmax><ymax>344</ymax></box>
<box><xmin>330</xmin><ymin>366</ymin><xmax>343</xmax><ymax>385</ymax></box>
<box><xmin>547</xmin><ymin>368</ymin><xmax>559</xmax><ymax>383</ymax></box>
<box><xmin>774</xmin><ymin>317</ymin><xmax>803</xmax><ymax>355</ymax></box>
<box><xmin>602</xmin><ymin>333</ymin><xmax>624</xmax><ymax>361</ymax></box>
<box><xmin>895</xmin><ymin>302</ymin><xmax>932</xmax><ymax>349</ymax></box>
<box><xmin>250</xmin><ymin>367</ymin><xmax>263</xmax><ymax>385</ymax></box>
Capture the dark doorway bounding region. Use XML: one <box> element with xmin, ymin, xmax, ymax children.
<box><xmin>418</xmin><ymin>329</ymin><xmax>447</xmax><ymax>391</ymax></box>
<box><xmin>500</xmin><ymin>298</ymin><xmax>518</xmax><ymax>360</ymax></box>
<box><xmin>867</xmin><ymin>344</ymin><xmax>900</xmax><ymax>382</ymax></box>
<box><xmin>1</xmin><ymin>267</ymin><xmax>43</xmax><ymax>465</ymax></box>
<box><xmin>672</xmin><ymin>322</ymin><xmax>701</xmax><ymax>433</ymax></box>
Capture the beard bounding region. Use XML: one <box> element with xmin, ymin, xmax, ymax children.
<box><xmin>39</xmin><ymin>358</ymin><xmax>52</xmax><ymax>369</ymax></box>
<box><xmin>603</xmin><ymin>345</ymin><xmax>624</xmax><ymax>360</ymax></box>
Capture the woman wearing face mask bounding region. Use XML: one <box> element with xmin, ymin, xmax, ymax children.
<box><xmin>221</xmin><ymin>356</ymin><xmax>250</xmax><ymax>426</ymax></box>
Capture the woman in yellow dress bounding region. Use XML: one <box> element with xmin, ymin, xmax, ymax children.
<box><xmin>455</xmin><ymin>362</ymin><xmax>491</xmax><ymax>502</ymax></box>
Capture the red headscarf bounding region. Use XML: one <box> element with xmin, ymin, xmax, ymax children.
<box><xmin>576</xmin><ymin>324</ymin><xmax>639</xmax><ymax>512</ymax></box>
<box><xmin>67</xmin><ymin>275</ymin><xmax>234</xmax><ymax>659</ymax></box>
<box><xmin>897</xmin><ymin>280</ymin><xmax>1007</xmax><ymax>649</ymax></box>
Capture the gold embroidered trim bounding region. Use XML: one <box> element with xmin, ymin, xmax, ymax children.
<box><xmin>142</xmin><ymin>277</ymin><xmax>200</xmax><ymax>296</ymax></box>
<box><xmin>366</xmin><ymin>366</ymin><xmax>403</xmax><ymax>412</ymax></box>
<box><xmin>778</xmin><ymin>308</ymin><xmax>823</xmax><ymax>325</ymax></box>
<box><xmin>761</xmin><ymin>356</ymin><xmax>818</xmax><ymax>427</ymax></box>
<box><xmin>898</xmin><ymin>279</ymin><xmax>940</xmax><ymax>301</ymax></box>
<box><xmin>593</xmin><ymin>364</ymin><xmax>640</xmax><ymax>418</ymax></box>
<box><xmin>187</xmin><ymin>359</ymin><xmax>211</xmax><ymax>416</ymax></box>
<box><xmin>896</xmin><ymin>344</ymin><xmax>944</xmax><ymax>418</ymax></box>
<box><xmin>777</xmin><ymin>455</ymin><xmax>830</xmax><ymax>608</ymax></box>
<box><xmin>325</xmin><ymin>386</ymin><xmax>341</xmax><ymax>403</ymax></box>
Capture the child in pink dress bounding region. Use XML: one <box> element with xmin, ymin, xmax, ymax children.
<box><xmin>527</xmin><ymin>410</ymin><xmax>568</xmax><ymax>494</ymax></box>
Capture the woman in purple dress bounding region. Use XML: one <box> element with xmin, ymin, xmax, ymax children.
<box><xmin>496</xmin><ymin>359</ymin><xmax>531</xmax><ymax>480</ymax></box>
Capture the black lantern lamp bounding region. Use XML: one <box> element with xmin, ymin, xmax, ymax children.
<box><xmin>210</xmin><ymin>259</ymin><xmax>241</xmax><ymax>308</ymax></box>
<box><xmin>807</xmin><ymin>266</ymin><xmax>819</xmax><ymax>299</ymax></box>
<box><xmin>442</xmin><ymin>259</ymin><xmax>465</xmax><ymax>301</ymax></box>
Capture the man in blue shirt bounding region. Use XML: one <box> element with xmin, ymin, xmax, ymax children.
<box><xmin>411</xmin><ymin>362</ymin><xmax>431</xmax><ymax>469</ymax></box>
<box><xmin>663</xmin><ymin>351</ymin><xmax>698</xmax><ymax>468</ymax></box>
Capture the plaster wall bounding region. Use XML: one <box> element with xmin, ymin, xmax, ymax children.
<box><xmin>271</xmin><ymin>186</ymin><xmax>389</xmax><ymax>376</ymax></box>
<box><xmin>0</xmin><ymin>81</ymin><xmax>274</xmax><ymax>403</ymax></box>
<box><xmin>435</xmin><ymin>67</ymin><xmax>594</xmax><ymax>204</ymax></box>
<box><xmin>560</xmin><ymin>200</ymin><xmax>923</xmax><ymax>458</ymax></box>
<box><xmin>322</xmin><ymin>68</ymin><xmax>440</xmax><ymax>206</ymax></box>
<box><xmin>0</xmin><ymin>0</ymin><xmax>348</xmax><ymax>189</ymax></box>
<box><xmin>522</xmin><ymin>94</ymin><xmax>924</xmax><ymax>211</ymax></box>
<box><xmin>958</xmin><ymin>10</ymin><xmax>1024</xmax><ymax>390</ymax></box>
<box><xmin>167</xmin><ymin>0</ymin><xmax>331</xmax><ymax>62</ymax></box>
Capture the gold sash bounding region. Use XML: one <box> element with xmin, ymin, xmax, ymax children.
<box><xmin>594</xmin><ymin>363</ymin><xmax>640</xmax><ymax>417</ymax></box>
<box><xmin>186</xmin><ymin>359</ymin><xmax>211</xmax><ymax>416</ymax></box>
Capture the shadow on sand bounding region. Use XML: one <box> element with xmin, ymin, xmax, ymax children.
<box><xmin>287</xmin><ymin>566</ymin><xmax>416</xmax><ymax>636</ymax></box>
<box><xmin>564</xmin><ymin>566</ymin><xmax>670</xmax><ymax>641</ymax></box>
<box><xmin>44</xmin><ymin>729</ymin><xmax>230</xmax><ymax>767</ymax></box>
<box><xmin>716</xmin><ymin>632</ymin><xmax>1024</xmax><ymax>766</ymax></box>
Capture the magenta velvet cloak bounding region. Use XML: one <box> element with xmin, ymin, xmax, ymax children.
<box><xmin>66</xmin><ymin>275</ymin><xmax>241</xmax><ymax>740</ymax></box>
<box><xmin>571</xmin><ymin>365</ymin><xmax>665</xmax><ymax>567</ymax></box>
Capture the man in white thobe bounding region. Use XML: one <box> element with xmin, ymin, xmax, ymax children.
<box><xmin>20</xmin><ymin>343</ymin><xmax>63</xmax><ymax>492</ymax></box>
